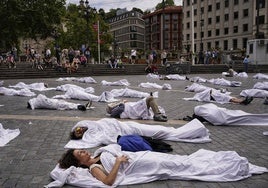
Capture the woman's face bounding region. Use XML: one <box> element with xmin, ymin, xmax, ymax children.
<box><xmin>73</xmin><ymin>149</ymin><xmax>92</xmax><ymax>166</ymax></box>
<box><xmin>74</xmin><ymin>127</ymin><xmax>88</xmax><ymax>139</ymax></box>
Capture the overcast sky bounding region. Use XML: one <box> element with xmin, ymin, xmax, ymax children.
<box><xmin>66</xmin><ymin>0</ymin><xmax>183</xmax><ymax>12</ymax></box>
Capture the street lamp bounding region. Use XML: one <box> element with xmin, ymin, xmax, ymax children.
<box><xmin>79</xmin><ymin>0</ymin><xmax>96</xmax><ymax>47</ymax></box>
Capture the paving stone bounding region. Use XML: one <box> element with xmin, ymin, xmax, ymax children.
<box><xmin>0</xmin><ymin>74</ymin><xmax>267</xmax><ymax>187</ymax></box>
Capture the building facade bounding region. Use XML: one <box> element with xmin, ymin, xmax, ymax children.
<box><xmin>143</xmin><ymin>6</ymin><xmax>183</xmax><ymax>52</ymax></box>
<box><xmin>182</xmin><ymin>0</ymin><xmax>268</xmax><ymax>54</ymax></box>
<box><xmin>108</xmin><ymin>9</ymin><xmax>145</xmax><ymax>56</ymax></box>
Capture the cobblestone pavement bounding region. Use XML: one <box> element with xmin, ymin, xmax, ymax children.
<box><xmin>0</xmin><ymin>73</ymin><xmax>267</xmax><ymax>188</ymax></box>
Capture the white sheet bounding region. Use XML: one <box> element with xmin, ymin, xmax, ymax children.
<box><xmin>253</xmin><ymin>73</ymin><xmax>268</xmax><ymax>80</ymax></box>
<box><xmin>9</xmin><ymin>82</ymin><xmax>55</xmax><ymax>91</ymax></box>
<box><xmin>110</xmin><ymin>88</ymin><xmax>158</xmax><ymax>98</ymax></box>
<box><xmin>56</xmin><ymin>84</ymin><xmax>95</xmax><ymax>93</ymax></box>
<box><xmin>207</xmin><ymin>78</ymin><xmax>241</xmax><ymax>87</ymax></box>
<box><xmin>240</xmin><ymin>88</ymin><xmax>268</xmax><ymax>98</ymax></box>
<box><xmin>194</xmin><ymin>103</ymin><xmax>268</xmax><ymax>126</ymax></box>
<box><xmin>56</xmin><ymin>77</ymin><xmax>97</xmax><ymax>83</ymax></box>
<box><xmin>28</xmin><ymin>94</ymin><xmax>82</xmax><ymax>110</ymax></box>
<box><xmin>0</xmin><ymin>87</ymin><xmax>36</xmax><ymax>97</ymax></box>
<box><xmin>46</xmin><ymin>144</ymin><xmax>268</xmax><ymax>188</ymax></box>
<box><xmin>53</xmin><ymin>88</ymin><xmax>118</xmax><ymax>102</ymax></box>
<box><xmin>101</xmin><ymin>79</ymin><xmax>130</xmax><ymax>86</ymax></box>
<box><xmin>146</xmin><ymin>73</ymin><xmax>160</xmax><ymax>79</ymax></box>
<box><xmin>189</xmin><ymin>76</ymin><xmax>207</xmax><ymax>83</ymax></box>
<box><xmin>138</xmin><ymin>82</ymin><xmax>172</xmax><ymax>90</ymax></box>
<box><xmin>0</xmin><ymin>123</ymin><xmax>20</xmax><ymax>147</ymax></box>
<box><xmin>164</xmin><ymin>74</ymin><xmax>187</xmax><ymax>80</ymax></box>
<box><xmin>184</xmin><ymin>88</ymin><xmax>232</xmax><ymax>104</ymax></box>
<box><xmin>253</xmin><ymin>82</ymin><xmax>268</xmax><ymax>90</ymax></box>
<box><xmin>65</xmin><ymin>118</ymin><xmax>211</xmax><ymax>149</ymax></box>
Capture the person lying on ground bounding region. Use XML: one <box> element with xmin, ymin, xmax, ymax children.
<box><xmin>101</xmin><ymin>79</ymin><xmax>130</xmax><ymax>86</ymax></box>
<box><xmin>64</xmin><ymin>118</ymin><xmax>211</xmax><ymax>149</ymax></box>
<box><xmin>184</xmin><ymin>103</ymin><xmax>268</xmax><ymax>126</ymax></box>
<box><xmin>106</xmin><ymin>96</ymin><xmax>167</xmax><ymax>122</ymax></box>
<box><xmin>27</xmin><ymin>94</ymin><xmax>92</xmax><ymax>111</ymax></box>
<box><xmin>53</xmin><ymin>88</ymin><xmax>117</xmax><ymax>103</ymax></box>
<box><xmin>70</xmin><ymin>130</ymin><xmax>173</xmax><ymax>153</ymax></box>
<box><xmin>110</xmin><ymin>87</ymin><xmax>158</xmax><ymax>98</ymax></box>
<box><xmin>240</xmin><ymin>88</ymin><xmax>268</xmax><ymax>98</ymax></box>
<box><xmin>207</xmin><ymin>78</ymin><xmax>241</xmax><ymax>87</ymax></box>
<box><xmin>9</xmin><ymin>82</ymin><xmax>52</xmax><ymax>91</ymax></box>
<box><xmin>253</xmin><ymin>81</ymin><xmax>268</xmax><ymax>90</ymax></box>
<box><xmin>253</xmin><ymin>73</ymin><xmax>268</xmax><ymax>80</ymax></box>
<box><xmin>160</xmin><ymin>74</ymin><xmax>189</xmax><ymax>80</ymax></box>
<box><xmin>0</xmin><ymin>87</ymin><xmax>36</xmax><ymax>97</ymax></box>
<box><xmin>49</xmin><ymin>144</ymin><xmax>268</xmax><ymax>187</ymax></box>
<box><xmin>138</xmin><ymin>82</ymin><xmax>172</xmax><ymax>90</ymax></box>
<box><xmin>183</xmin><ymin>88</ymin><xmax>253</xmax><ymax>105</ymax></box>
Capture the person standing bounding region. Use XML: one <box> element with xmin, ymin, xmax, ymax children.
<box><xmin>161</xmin><ymin>50</ymin><xmax>167</xmax><ymax>66</ymax></box>
<box><xmin>243</xmin><ymin>55</ymin><xmax>250</xmax><ymax>73</ymax></box>
<box><xmin>130</xmin><ymin>49</ymin><xmax>137</xmax><ymax>64</ymax></box>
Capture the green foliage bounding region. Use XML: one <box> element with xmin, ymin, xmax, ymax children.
<box><xmin>155</xmin><ymin>0</ymin><xmax>175</xmax><ymax>10</ymax></box>
<box><xmin>0</xmin><ymin>0</ymin><xmax>65</xmax><ymax>50</ymax></box>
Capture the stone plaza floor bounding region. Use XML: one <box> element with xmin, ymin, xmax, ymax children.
<box><xmin>0</xmin><ymin>73</ymin><xmax>267</xmax><ymax>188</ymax></box>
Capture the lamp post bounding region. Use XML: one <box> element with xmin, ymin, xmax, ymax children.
<box><xmin>162</xmin><ymin>0</ymin><xmax>166</xmax><ymax>50</ymax></box>
<box><xmin>79</xmin><ymin>0</ymin><xmax>95</xmax><ymax>47</ymax></box>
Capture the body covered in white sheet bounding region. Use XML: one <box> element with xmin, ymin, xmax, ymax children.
<box><xmin>207</xmin><ymin>78</ymin><xmax>241</xmax><ymax>87</ymax></box>
<box><xmin>110</xmin><ymin>88</ymin><xmax>158</xmax><ymax>98</ymax></box>
<box><xmin>240</xmin><ymin>88</ymin><xmax>268</xmax><ymax>98</ymax></box>
<box><xmin>53</xmin><ymin>88</ymin><xmax>117</xmax><ymax>102</ymax></box>
<box><xmin>101</xmin><ymin>79</ymin><xmax>130</xmax><ymax>86</ymax></box>
<box><xmin>0</xmin><ymin>87</ymin><xmax>36</xmax><ymax>97</ymax></box>
<box><xmin>184</xmin><ymin>88</ymin><xmax>232</xmax><ymax>104</ymax></box>
<box><xmin>9</xmin><ymin>82</ymin><xmax>54</xmax><ymax>91</ymax></box>
<box><xmin>138</xmin><ymin>82</ymin><xmax>171</xmax><ymax>90</ymax></box>
<box><xmin>65</xmin><ymin>118</ymin><xmax>211</xmax><ymax>149</ymax></box>
<box><xmin>47</xmin><ymin>144</ymin><xmax>268</xmax><ymax>188</ymax></box>
<box><xmin>28</xmin><ymin>94</ymin><xmax>83</xmax><ymax>110</ymax></box>
<box><xmin>194</xmin><ymin>103</ymin><xmax>268</xmax><ymax>126</ymax></box>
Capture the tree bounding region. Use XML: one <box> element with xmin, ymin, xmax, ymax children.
<box><xmin>155</xmin><ymin>0</ymin><xmax>175</xmax><ymax>10</ymax></box>
<box><xmin>0</xmin><ymin>0</ymin><xmax>65</xmax><ymax>51</ymax></box>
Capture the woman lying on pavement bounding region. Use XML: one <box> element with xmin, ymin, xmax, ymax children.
<box><xmin>46</xmin><ymin>144</ymin><xmax>268</xmax><ymax>187</ymax></box>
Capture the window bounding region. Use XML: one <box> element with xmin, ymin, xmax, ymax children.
<box><xmin>234</xmin><ymin>11</ymin><xmax>239</xmax><ymax>19</ymax></box>
<box><xmin>225</xmin><ymin>0</ymin><xmax>229</xmax><ymax>7</ymax></box>
<box><xmin>234</xmin><ymin>0</ymin><xmax>239</xmax><ymax>5</ymax></box>
<box><xmin>233</xmin><ymin>39</ymin><xmax>238</xmax><ymax>49</ymax></box>
<box><xmin>186</xmin><ymin>34</ymin><xmax>190</xmax><ymax>40</ymax></box>
<box><xmin>257</xmin><ymin>15</ymin><xmax>265</xmax><ymax>25</ymax></box>
<box><xmin>194</xmin><ymin>21</ymin><xmax>197</xmax><ymax>27</ymax></box>
<box><xmin>201</xmin><ymin>31</ymin><xmax>204</xmax><ymax>38</ymax></box>
<box><xmin>187</xmin><ymin>22</ymin><xmax>190</xmax><ymax>29</ymax></box>
<box><xmin>208</xmin><ymin>5</ymin><xmax>212</xmax><ymax>12</ymax></box>
<box><xmin>243</xmin><ymin>24</ymin><xmax>248</xmax><ymax>32</ymax></box>
<box><xmin>208</xmin><ymin>30</ymin><xmax>212</xmax><ymax>37</ymax></box>
<box><xmin>242</xmin><ymin>38</ymin><xmax>248</xmax><ymax>49</ymax></box>
<box><xmin>194</xmin><ymin>9</ymin><xmax>197</xmax><ymax>15</ymax></box>
<box><xmin>266</xmin><ymin>43</ymin><xmax>268</xmax><ymax>53</ymax></box>
<box><xmin>216</xmin><ymin>16</ymin><xmax>220</xmax><ymax>23</ymax></box>
<box><xmin>233</xmin><ymin>26</ymin><xmax>238</xmax><ymax>33</ymax></box>
<box><xmin>194</xmin><ymin>33</ymin><xmax>197</xmax><ymax>39</ymax></box>
<box><xmin>224</xmin><ymin>40</ymin><xmax>228</xmax><ymax>50</ymax></box>
<box><xmin>225</xmin><ymin>14</ymin><xmax>229</xmax><ymax>21</ymax></box>
<box><xmin>243</xmin><ymin>9</ymin><xmax>248</xmax><ymax>17</ymax></box>
<box><xmin>208</xmin><ymin>18</ymin><xmax>212</xmax><ymax>24</ymax></box>
<box><xmin>215</xmin><ymin>41</ymin><xmax>219</xmax><ymax>48</ymax></box>
<box><xmin>187</xmin><ymin>11</ymin><xmax>190</xmax><ymax>17</ymax></box>
<box><xmin>216</xmin><ymin>2</ymin><xmax>220</xmax><ymax>10</ymax></box>
<box><xmin>224</xmin><ymin>28</ymin><xmax>229</xmax><ymax>35</ymax></box>
<box><xmin>249</xmin><ymin>44</ymin><xmax>253</xmax><ymax>54</ymax></box>
<box><xmin>216</xmin><ymin>29</ymin><xmax>220</xmax><ymax>36</ymax></box>
<box><xmin>207</xmin><ymin>42</ymin><xmax>211</xmax><ymax>50</ymax></box>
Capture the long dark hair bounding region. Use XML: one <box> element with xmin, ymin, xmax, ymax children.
<box><xmin>58</xmin><ymin>149</ymin><xmax>79</xmax><ymax>169</ymax></box>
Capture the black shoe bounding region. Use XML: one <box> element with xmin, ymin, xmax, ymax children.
<box><xmin>85</xmin><ymin>100</ymin><xmax>92</xmax><ymax>109</ymax></box>
<box><xmin>153</xmin><ymin>114</ymin><xmax>168</xmax><ymax>122</ymax></box>
<box><xmin>263</xmin><ymin>97</ymin><xmax>268</xmax><ymax>105</ymax></box>
<box><xmin>27</xmin><ymin>102</ymin><xmax>31</xmax><ymax>109</ymax></box>
<box><xmin>240</xmin><ymin>96</ymin><xmax>253</xmax><ymax>105</ymax></box>
<box><xmin>77</xmin><ymin>105</ymin><xmax>86</xmax><ymax>111</ymax></box>
<box><xmin>182</xmin><ymin>115</ymin><xmax>194</xmax><ymax>121</ymax></box>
